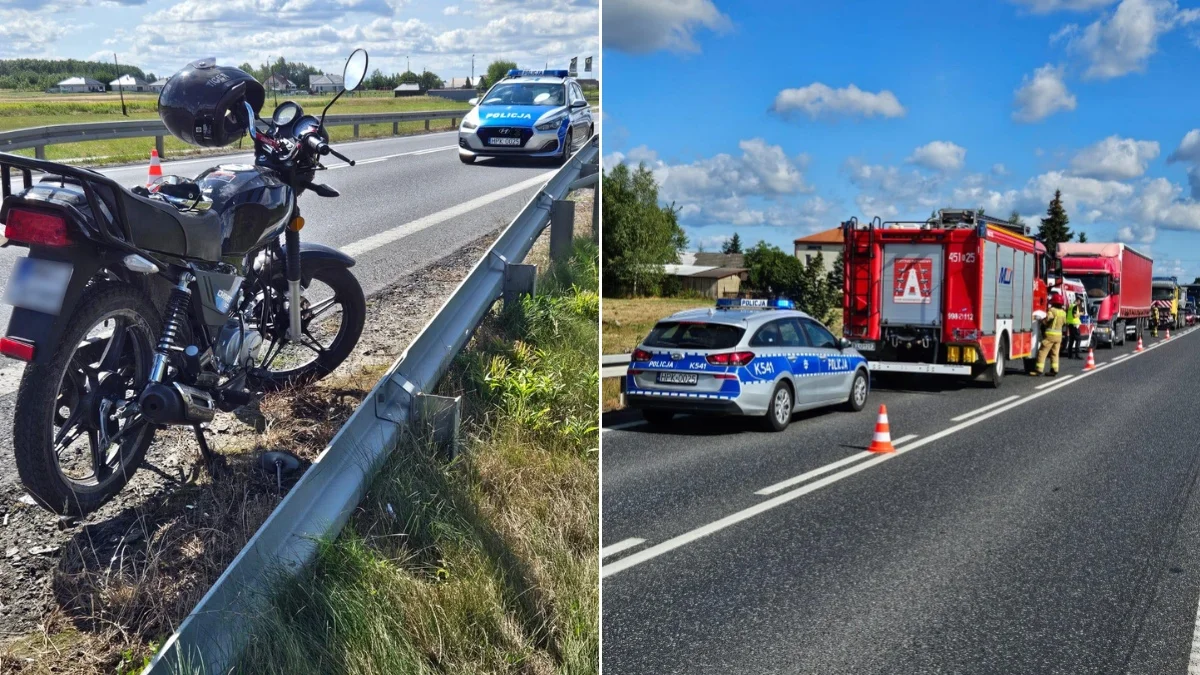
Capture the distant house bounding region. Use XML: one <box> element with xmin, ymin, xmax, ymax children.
<box><xmin>663</xmin><ymin>253</ymin><xmax>748</xmax><ymax>298</ymax></box>
<box><xmin>109</xmin><ymin>75</ymin><xmax>148</xmax><ymax>92</ymax></box>
<box><xmin>793</xmin><ymin>227</ymin><xmax>843</xmax><ymax>274</ymax></box>
<box><xmin>149</xmin><ymin>77</ymin><xmax>170</xmax><ymax>93</ymax></box>
<box><xmin>56</xmin><ymin>77</ymin><xmax>105</xmax><ymax>93</ymax></box>
<box><xmin>263</xmin><ymin>74</ymin><xmax>296</xmax><ymax>92</ymax></box>
<box><xmin>393</xmin><ymin>83</ymin><xmax>421</xmax><ymax>97</ymax></box>
<box><xmin>308</xmin><ymin>73</ymin><xmax>344</xmax><ymax>94</ymax></box>
<box><xmin>447</xmin><ymin>77</ymin><xmax>473</xmax><ymax>89</ymax></box>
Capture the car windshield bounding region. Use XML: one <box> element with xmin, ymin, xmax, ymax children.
<box><xmin>481</xmin><ymin>83</ymin><xmax>565</xmax><ymax>106</ymax></box>
<box><xmin>1152</xmin><ymin>287</ymin><xmax>1175</xmax><ymax>300</ymax></box>
<box><xmin>644</xmin><ymin>322</ymin><xmax>745</xmax><ymax>350</ymax></box>
<box><xmin>1077</xmin><ymin>274</ymin><xmax>1109</xmax><ymax>299</ymax></box>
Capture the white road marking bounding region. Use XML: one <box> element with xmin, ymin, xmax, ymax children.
<box><xmin>324</xmin><ymin>144</ymin><xmax>457</xmax><ymax>169</ymax></box>
<box><xmin>603</xmin><ymin>420</ymin><xmax>646</xmax><ymax>432</ymax></box>
<box><xmin>1113</xmin><ymin>353</ymin><xmax>1133</xmax><ymax>362</ymax></box>
<box><xmin>602</xmin><ymin>330</ymin><xmax>1194</xmax><ymax>579</ymax></box>
<box><xmin>755</xmin><ymin>435</ymin><xmax>918</xmax><ymax>496</ymax></box>
<box><xmin>1034</xmin><ymin>375</ymin><xmax>1075</xmax><ymax>390</ymax></box>
<box><xmin>339</xmin><ymin>171</ymin><xmax>552</xmax><ymax>258</ymax></box>
<box><xmin>602</xmin><ymin>538</ymin><xmax>647</xmax><ymax>559</ymax></box>
<box><xmin>950</xmin><ymin>395</ymin><xmax>1021</xmax><ymax>421</ymax></box>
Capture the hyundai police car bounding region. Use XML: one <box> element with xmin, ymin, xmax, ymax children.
<box><xmin>626</xmin><ymin>299</ymin><xmax>871</xmax><ymax>431</ymax></box>
<box><xmin>458</xmin><ymin>69</ymin><xmax>593</xmax><ymax>164</ymax></box>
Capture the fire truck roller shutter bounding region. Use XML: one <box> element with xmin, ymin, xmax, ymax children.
<box><xmin>982</xmin><ymin>241</ymin><xmax>998</xmax><ymax>336</ymax></box>
<box><xmin>881</xmin><ymin>243</ymin><xmax>943</xmax><ymax>326</ymax></box>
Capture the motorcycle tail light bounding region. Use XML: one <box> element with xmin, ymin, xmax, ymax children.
<box><xmin>4</xmin><ymin>209</ymin><xmax>72</xmax><ymax>247</ymax></box>
<box><xmin>0</xmin><ymin>337</ymin><xmax>35</xmax><ymax>362</ymax></box>
<box><xmin>707</xmin><ymin>351</ymin><xmax>755</xmax><ymax>367</ymax></box>
<box><xmin>631</xmin><ymin>348</ymin><xmax>652</xmax><ymax>362</ymax></box>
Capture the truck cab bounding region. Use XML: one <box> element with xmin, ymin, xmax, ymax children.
<box><xmin>1152</xmin><ymin>276</ymin><xmax>1182</xmax><ymax>329</ymax></box>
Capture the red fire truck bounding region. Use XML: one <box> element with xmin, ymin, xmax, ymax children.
<box><xmin>842</xmin><ymin>210</ymin><xmax>1054</xmax><ymax>387</ymax></box>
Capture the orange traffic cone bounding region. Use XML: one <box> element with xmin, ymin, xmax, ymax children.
<box><xmin>867</xmin><ymin>404</ymin><xmax>895</xmax><ymax>454</ymax></box>
<box><xmin>147</xmin><ymin>148</ymin><xmax>162</xmax><ymax>186</ymax></box>
<box><xmin>1083</xmin><ymin>347</ymin><xmax>1096</xmax><ymax>371</ymax></box>
<box><xmin>1136</xmin><ymin>335</ymin><xmax>1144</xmax><ymax>352</ymax></box>
<box><xmin>1166</xmin><ymin>327</ymin><xmax>1172</xmax><ymax>340</ymax></box>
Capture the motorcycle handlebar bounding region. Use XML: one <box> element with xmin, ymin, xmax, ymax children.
<box><xmin>303</xmin><ymin>134</ymin><xmax>355</xmax><ymax>166</ymax></box>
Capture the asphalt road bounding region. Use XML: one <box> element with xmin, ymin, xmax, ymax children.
<box><xmin>0</xmin><ymin>130</ymin><xmax>560</xmax><ymax>492</ymax></box>
<box><xmin>603</xmin><ymin>329</ymin><xmax>1200</xmax><ymax>674</ymax></box>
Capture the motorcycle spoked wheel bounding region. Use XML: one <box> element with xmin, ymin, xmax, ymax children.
<box><xmin>253</xmin><ymin>265</ymin><xmax>366</xmax><ymax>392</ymax></box>
<box><xmin>13</xmin><ymin>283</ymin><xmax>159</xmax><ymax>517</ymax></box>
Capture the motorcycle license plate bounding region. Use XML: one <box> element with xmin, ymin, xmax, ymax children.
<box><xmin>487</xmin><ymin>137</ymin><xmax>521</xmax><ymax>146</ymax></box>
<box><xmin>656</xmin><ymin>372</ymin><xmax>698</xmax><ymax>385</ymax></box>
<box><xmin>3</xmin><ymin>258</ymin><xmax>73</xmax><ymax>315</ymax></box>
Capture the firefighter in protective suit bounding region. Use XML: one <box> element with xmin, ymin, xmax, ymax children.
<box><xmin>1035</xmin><ymin>293</ymin><xmax>1067</xmax><ymax>376</ymax></box>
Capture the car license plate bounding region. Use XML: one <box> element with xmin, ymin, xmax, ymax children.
<box><xmin>853</xmin><ymin>341</ymin><xmax>875</xmax><ymax>352</ymax></box>
<box><xmin>3</xmin><ymin>258</ymin><xmax>73</xmax><ymax>315</ymax></box>
<box><xmin>656</xmin><ymin>372</ymin><xmax>698</xmax><ymax>385</ymax></box>
<box><xmin>487</xmin><ymin>137</ymin><xmax>521</xmax><ymax>146</ymax></box>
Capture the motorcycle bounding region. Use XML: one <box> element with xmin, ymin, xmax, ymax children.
<box><xmin>0</xmin><ymin>50</ymin><xmax>373</xmax><ymax>516</ymax></box>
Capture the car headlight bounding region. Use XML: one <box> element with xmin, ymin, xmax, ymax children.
<box><xmin>535</xmin><ymin>116</ymin><xmax>566</xmax><ymax>132</ymax></box>
<box><xmin>461</xmin><ymin>118</ymin><xmax>478</xmax><ymax>130</ymax></box>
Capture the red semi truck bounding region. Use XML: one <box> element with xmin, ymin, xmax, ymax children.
<box><xmin>1056</xmin><ymin>242</ymin><xmax>1152</xmax><ymax>348</ymax></box>
<box><xmin>842</xmin><ymin>210</ymin><xmax>1054</xmax><ymax>387</ymax></box>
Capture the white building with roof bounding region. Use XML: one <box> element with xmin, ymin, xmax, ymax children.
<box><xmin>56</xmin><ymin>77</ymin><xmax>105</xmax><ymax>93</ymax></box>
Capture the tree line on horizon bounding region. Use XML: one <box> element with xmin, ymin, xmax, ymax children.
<box><xmin>0</xmin><ymin>58</ymin><xmax>152</xmax><ymax>91</ymax></box>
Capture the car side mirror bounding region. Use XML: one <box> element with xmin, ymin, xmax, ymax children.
<box><xmin>468</xmin><ymin>97</ymin><xmax>479</xmax><ymax>106</ymax></box>
<box><xmin>571</xmin><ymin>100</ymin><xmax>588</xmax><ymax>109</ymax></box>
<box><xmin>838</xmin><ymin>337</ymin><xmax>852</xmax><ymax>350</ymax></box>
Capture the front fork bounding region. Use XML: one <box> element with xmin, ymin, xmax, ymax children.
<box><xmin>286</xmin><ymin>227</ymin><xmax>303</xmax><ymax>340</ymax></box>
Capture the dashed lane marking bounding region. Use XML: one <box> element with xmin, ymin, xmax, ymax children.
<box><xmin>602</xmin><ymin>538</ymin><xmax>647</xmax><ymax>559</ymax></box>
<box><xmin>755</xmin><ymin>434</ymin><xmax>918</xmax><ymax>496</ymax></box>
<box><xmin>951</xmin><ymin>395</ymin><xmax>1021</xmax><ymax>420</ymax></box>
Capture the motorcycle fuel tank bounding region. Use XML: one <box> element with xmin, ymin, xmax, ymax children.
<box><xmin>196</xmin><ymin>164</ymin><xmax>294</xmax><ymax>261</ymax></box>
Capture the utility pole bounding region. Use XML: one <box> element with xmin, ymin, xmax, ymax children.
<box><xmin>471</xmin><ymin>54</ymin><xmax>475</xmax><ymax>84</ymax></box>
<box><xmin>113</xmin><ymin>53</ymin><xmax>127</xmax><ymax>117</ymax></box>
<box><xmin>269</xmin><ymin>55</ymin><xmax>278</xmax><ymax>108</ymax></box>
<box><xmin>406</xmin><ymin>56</ymin><xmax>410</xmax><ymax>74</ymax></box>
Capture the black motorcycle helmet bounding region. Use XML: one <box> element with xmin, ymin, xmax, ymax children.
<box><xmin>158</xmin><ymin>58</ymin><xmax>266</xmax><ymax>147</ymax></box>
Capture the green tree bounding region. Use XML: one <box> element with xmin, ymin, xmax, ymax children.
<box><xmin>721</xmin><ymin>232</ymin><xmax>743</xmax><ymax>254</ymax></box>
<box><xmin>398</xmin><ymin>70</ymin><xmax>420</xmax><ymax>85</ymax></box>
<box><xmin>1078</xmin><ymin>231</ymin><xmax>1088</xmax><ymax>243</ymax></box>
<box><xmin>418</xmin><ymin>70</ymin><xmax>444</xmax><ymax>91</ymax></box>
<box><xmin>602</xmin><ymin>163</ymin><xmax>688</xmax><ymax>297</ymax></box>
<box><xmin>977</xmin><ymin>207</ymin><xmax>986</xmax><ymax>216</ymax></box>
<box><xmin>1008</xmin><ymin>210</ymin><xmax>1024</xmax><ymax>226</ymax></box>
<box><xmin>1038</xmin><ymin>189</ymin><xmax>1073</xmax><ymax>254</ymax></box>
<box><xmin>485</xmin><ymin>60</ymin><xmax>518</xmax><ymax>89</ymax></box>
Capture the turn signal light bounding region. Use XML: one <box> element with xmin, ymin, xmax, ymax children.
<box><xmin>706</xmin><ymin>351</ymin><xmax>755</xmax><ymax>367</ymax></box>
<box><xmin>288</xmin><ymin>216</ymin><xmax>305</xmax><ymax>232</ymax></box>
<box><xmin>0</xmin><ymin>337</ymin><xmax>35</xmax><ymax>362</ymax></box>
<box><xmin>4</xmin><ymin>209</ymin><xmax>71</xmax><ymax>247</ymax></box>
<box><xmin>631</xmin><ymin>348</ymin><xmax>652</xmax><ymax>362</ymax></box>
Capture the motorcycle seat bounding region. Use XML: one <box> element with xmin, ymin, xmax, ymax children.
<box><xmin>118</xmin><ymin>188</ymin><xmax>223</xmax><ymax>261</ymax></box>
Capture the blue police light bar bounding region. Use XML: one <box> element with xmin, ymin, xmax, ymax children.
<box><xmin>507</xmin><ymin>69</ymin><xmax>570</xmax><ymax>78</ymax></box>
<box><xmin>716</xmin><ymin>298</ymin><xmax>794</xmax><ymax>310</ymax></box>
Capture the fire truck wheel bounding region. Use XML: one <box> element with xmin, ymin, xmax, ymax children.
<box><xmin>843</xmin><ymin>369</ymin><xmax>869</xmax><ymax>412</ymax></box>
<box><xmin>975</xmin><ymin>338</ymin><xmax>1006</xmax><ymax>388</ymax></box>
<box><xmin>764</xmin><ymin>381</ymin><xmax>793</xmax><ymax>432</ymax></box>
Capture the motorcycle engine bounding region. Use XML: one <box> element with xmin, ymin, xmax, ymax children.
<box><xmin>215</xmin><ymin>319</ymin><xmax>264</xmax><ymax>369</ymax></box>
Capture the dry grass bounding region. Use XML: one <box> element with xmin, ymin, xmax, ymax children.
<box><xmin>600</xmin><ymin>297</ymin><xmax>711</xmax><ymax>355</ymax></box>
<box><xmin>235</xmin><ymin>235</ymin><xmax>599</xmax><ymax>674</ymax></box>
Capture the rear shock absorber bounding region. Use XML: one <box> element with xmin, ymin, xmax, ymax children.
<box><xmin>150</xmin><ymin>271</ymin><xmax>195</xmax><ymax>383</ymax></box>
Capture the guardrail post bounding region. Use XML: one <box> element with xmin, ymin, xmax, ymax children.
<box><xmin>34</xmin><ymin>145</ymin><xmax>45</xmax><ymax>160</ymax></box>
<box><xmin>353</xmin><ymin>124</ymin><xmax>360</xmax><ymax>139</ymax></box>
<box><xmin>414</xmin><ymin>393</ymin><xmax>461</xmax><ymax>459</ymax></box>
<box><xmin>425</xmin><ymin>119</ymin><xmax>430</xmax><ymax>131</ymax></box>
<box><xmin>155</xmin><ymin>135</ymin><xmax>165</xmax><ymax>159</ymax></box>
<box><xmin>503</xmin><ymin>263</ymin><xmax>537</xmax><ymax>306</ymax></box>
<box><xmin>550</xmin><ymin>199</ymin><xmax>574</xmax><ymax>263</ymax></box>
<box><xmin>451</xmin><ymin>118</ymin><xmax>457</xmax><ymax>129</ymax></box>
<box><xmin>392</xmin><ymin>121</ymin><xmax>399</xmax><ymax>136</ymax></box>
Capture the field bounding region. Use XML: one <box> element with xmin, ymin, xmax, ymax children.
<box><xmin>0</xmin><ymin>87</ymin><xmax>598</xmax><ymax>166</ymax></box>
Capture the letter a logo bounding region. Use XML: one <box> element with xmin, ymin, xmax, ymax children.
<box><xmin>894</xmin><ymin>258</ymin><xmax>932</xmax><ymax>304</ymax></box>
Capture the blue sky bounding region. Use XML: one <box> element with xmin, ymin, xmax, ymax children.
<box><xmin>603</xmin><ymin>0</ymin><xmax>1200</xmax><ymax>280</ymax></box>
<box><xmin>1</xmin><ymin>0</ymin><xmax>597</xmax><ymax>85</ymax></box>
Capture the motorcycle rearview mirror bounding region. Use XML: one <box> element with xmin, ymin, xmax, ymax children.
<box><xmin>320</xmin><ymin>49</ymin><xmax>369</xmax><ymax>127</ymax></box>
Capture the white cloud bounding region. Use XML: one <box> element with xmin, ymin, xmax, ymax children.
<box><xmin>1012</xmin><ymin>0</ymin><xmax>1117</xmax><ymax>12</ymax></box>
<box><xmin>993</xmin><ymin>163</ymin><xmax>1009</xmax><ymax>176</ymax></box>
<box><xmin>845</xmin><ymin>158</ymin><xmax>947</xmax><ymax>219</ymax></box>
<box><xmin>1069</xmin><ymin>135</ymin><xmax>1160</xmax><ymax>179</ymax></box>
<box><xmin>602</xmin><ymin>0</ymin><xmax>730</xmax><ymax>54</ymax></box>
<box><xmin>1012</xmin><ymin>64</ymin><xmax>1077</xmax><ymax>122</ymax></box>
<box><xmin>0</xmin><ymin>9</ymin><xmax>72</xmax><ymax>56</ymax></box>
<box><xmin>1168</xmin><ymin>129</ymin><xmax>1200</xmax><ymax>163</ymax></box>
<box><xmin>443</xmin><ymin>5</ymin><xmax>459</xmax><ymax>14</ymax></box>
<box><xmin>907</xmin><ymin>141</ymin><xmax>967</xmax><ymax>172</ymax></box>
<box><xmin>1069</xmin><ymin>0</ymin><xmax>1199</xmax><ymax>79</ymax></box>
<box><xmin>771</xmin><ymin>83</ymin><xmax>906</xmax><ymax>121</ymax></box>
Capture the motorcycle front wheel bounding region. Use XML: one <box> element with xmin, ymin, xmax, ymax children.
<box><xmin>255</xmin><ymin>264</ymin><xmax>366</xmax><ymax>391</ymax></box>
<box><xmin>13</xmin><ymin>283</ymin><xmax>159</xmax><ymax>516</ymax></box>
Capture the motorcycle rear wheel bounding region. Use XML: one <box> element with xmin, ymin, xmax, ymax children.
<box><xmin>13</xmin><ymin>283</ymin><xmax>159</xmax><ymax>516</ymax></box>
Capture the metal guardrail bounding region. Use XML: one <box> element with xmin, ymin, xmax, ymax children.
<box><xmin>602</xmin><ymin>353</ymin><xmax>631</xmax><ymax>379</ymax></box>
<box><xmin>0</xmin><ymin>110</ymin><xmax>464</xmax><ymax>159</ymax></box>
<box><xmin>143</xmin><ymin>135</ymin><xmax>600</xmax><ymax>675</ymax></box>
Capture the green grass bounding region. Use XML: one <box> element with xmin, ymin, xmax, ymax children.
<box><xmin>0</xmin><ymin>92</ymin><xmax>470</xmax><ymax>165</ymax></box>
<box><xmin>233</xmin><ymin>237</ymin><xmax>599</xmax><ymax>675</ymax></box>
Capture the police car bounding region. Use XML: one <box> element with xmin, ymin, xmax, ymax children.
<box><xmin>626</xmin><ymin>299</ymin><xmax>871</xmax><ymax>431</ymax></box>
<box><xmin>458</xmin><ymin>69</ymin><xmax>593</xmax><ymax>165</ymax></box>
